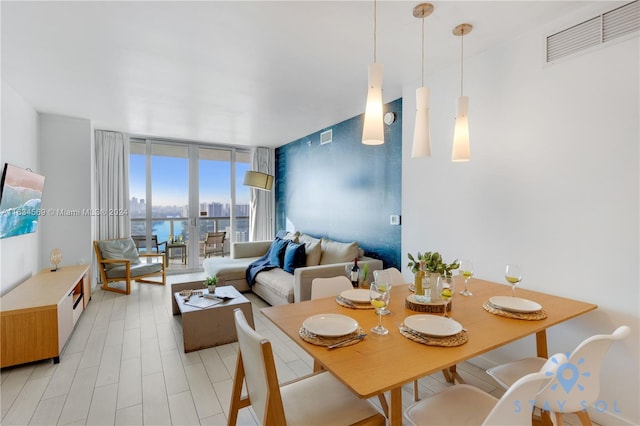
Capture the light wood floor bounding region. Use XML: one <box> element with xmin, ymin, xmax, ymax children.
<box><xmin>1</xmin><ymin>273</ymin><xmax>593</xmax><ymax>425</ymax></box>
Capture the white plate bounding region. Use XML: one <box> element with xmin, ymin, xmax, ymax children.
<box><xmin>340</xmin><ymin>289</ymin><xmax>371</xmax><ymax>303</ymax></box>
<box><xmin>404</xmin><ymin>315</ymin><xmax>463</xmax><ymax>337</ymax></box>
<box><xmin>489</xmin><ymin>296</ymin><xmax>542</xmax><ymax>313</ymax></box>
<box><xmin>302</xmin><ymin>314</ymin><xmax>359</xmax><ymax>337</ymax></box>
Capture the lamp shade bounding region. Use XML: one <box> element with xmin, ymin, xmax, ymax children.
<box><xmin>243</xmin><ymin>171</ymin><xmax>274</xmax><ymax>191</ymax></box>
<box><xmin>362</xmin><ymin>63</ymin><xmax>384</xmax><ymax>145</ymax></box>
<box><xmin>412</xmin><ymin>87</ymin><xmax>431</xmax><ymax>158</ymax></box>
<box><xmin>451</xmin><ymin>96</ymin><xmax>471</xmax><ymax>162</ymax></box>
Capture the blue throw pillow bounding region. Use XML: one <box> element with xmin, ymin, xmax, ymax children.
<box><xmin>268</xmin><ymin>237</ymin><xmax>289</xmax><ymax>268</ymax></box>
<box><xmin>283</xmin><ymin>241</ymin><xmax>307</xmax><ymax>273</ymax></box>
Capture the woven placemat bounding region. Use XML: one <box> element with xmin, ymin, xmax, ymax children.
<box><xmin>299</xmin><ymin>327</ymin><xmax>366</xmax><ymax>347</ymax></box>
<box><xmin>399</xmin><ymin>327</ymin><xmax>468</xmax><ymax>347</ymax></box>
<box><xmin>482</xmin><ymin>302</ymin><xmax>548</xmax><ymax>321</ymax></box>
<box><xmin>336</xmin><ymin>296</ymin><xmax>375</xmax><ymax>310</ymax></box>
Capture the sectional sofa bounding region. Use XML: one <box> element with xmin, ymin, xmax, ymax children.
<box><xmin>202</xmin><ymin>231</ymin><xmax>383</xmax><ymax>306</ymax></box>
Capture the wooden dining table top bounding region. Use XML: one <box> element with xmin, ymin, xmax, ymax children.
<box><xmin>260</xmin><ymin>277</ymin><xmax>597</xmax><ymax>425</ymax></box>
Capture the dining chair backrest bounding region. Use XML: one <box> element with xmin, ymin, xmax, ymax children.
<box><xmin>384</xmin><ymin>267</ymin><xmax>406</xmax><ymax>286</ymax></box>
<box><xmin>233</xmin><ymin>308</ymin><xmax>285</xmax><ymax>424</ymax></box>
<box><xmin>483</xmin><ymin>370</ymin><xmax>553</xmax><ymax>426</ymax></box>
<box><xmin>535</xmin><ymin>325</ymin><xmax>630</xmax><ymax>413</ymax></box>
<box><xmin>311</xmin><ymin>276</ymin><xmax>353</xmax><ymax>299</ymax></box>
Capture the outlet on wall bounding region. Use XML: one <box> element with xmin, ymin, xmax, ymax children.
<box><xmin>390</xmin><ymin>215</ymin><xmax>401</xmax><ymax>225</ymax></box>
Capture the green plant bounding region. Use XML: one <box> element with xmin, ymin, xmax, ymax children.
<box><xmin>361</xmin><ymin>263</ymin><xmax>369</xmax><ymax>281</ymax></box>
<box><xmin>204</xmin><ymin>276</ymin><xmax>218</xmax><ymax>287</ymax></box>
<box><xmin>407</xmin><ymin>252</ymin><xmax>460</xmax><ymax>276</ymax></box>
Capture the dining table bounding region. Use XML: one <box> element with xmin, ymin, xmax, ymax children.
<box><xmin>260</xmin><ymin>277</ymin><xmax>597</xmax><ymax>426</ymax></box>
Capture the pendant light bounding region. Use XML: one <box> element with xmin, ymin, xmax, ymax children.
<box><xmin>451</xmin><ymin>23</ymin><xmax>473</xmax><ymax>162</ymax></box>
<box><xmin>362</xmin><ymin>0</ymin><xmax>384</xmax><ymax>145</ymax></box>
<box><xmin>411</xmin><ymin>3</ymin><xmax>434</xmax><ymax>158</ymax></box>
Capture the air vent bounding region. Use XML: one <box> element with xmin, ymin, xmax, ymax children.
<box><xmin>320</xmin><ymin>130</ymin><xmax>332</xmax><ymax>145</ymax></box>
<box><xmin>546</xmin><ymin>0</ymin><xmax>639</xmax><ymax>62</ymax></box>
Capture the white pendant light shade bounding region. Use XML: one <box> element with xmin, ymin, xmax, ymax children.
<box><xmin>451</xmin><ymin>95</ymin><xmax>471</xmax><ymax>162</ymax></box>
<box><xmin>412</xmin><ymin>87</ymin><xmax>431</xmax><ymax>157</ymax></box>
<box><xmin>362</xmin><ymin>62</ymin><xmax>384</xmax><ymax>145</ymax></box>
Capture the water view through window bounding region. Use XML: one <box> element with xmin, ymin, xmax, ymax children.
<box><xmin>129</xmin><ymin>140</ymin><xmax>251</xmax><ymax>268</ymax></box>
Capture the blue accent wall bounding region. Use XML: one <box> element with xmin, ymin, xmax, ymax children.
<box><xmin>275</xmin><ymin>98</ymin><xmax>402</xmax><ymax>268</ymax></box>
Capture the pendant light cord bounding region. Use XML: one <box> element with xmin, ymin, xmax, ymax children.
<box><xmin>373</xmin><ymin>0</ymin><xmax>377</xmax><ymax>63</ymax></box>
<box><xmin>460</xmin><ymin>28</ymin><xmax>465</xmax><ymax>96</ymax></box>
<box><xmin>421</xmin><ymin>16</ymin><xmax>425</xmax><ymax>87</ymax></box>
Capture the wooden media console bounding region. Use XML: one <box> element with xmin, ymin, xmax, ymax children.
<box><xmin>1</xmin><ymin>264</ymin><xmax>90</xmax><ymax>368</ymax></box>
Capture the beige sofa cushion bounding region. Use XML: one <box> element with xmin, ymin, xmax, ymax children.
<box><xmin>304</xmin><ymin>240</ymin><xmax>322</xmax><ymax>266</ymax></box>
<box><xmin>253</xmin><ymin>268</ymin><xmax>295</xmax><ymax>304</ymax></box>
<box><xmin>298</xmin><ymin>233</ymin><xmax>320</xmax><ymax>245</ymax></box>
<box><xmin>282</xmin><ymin>231</ymin><xmax>300</xmax><ymax>243</ymax></box>
<box><xmin>319</xmin><ymin>238</ymin><xmax>359</xmax><ymax>265</ymax></box>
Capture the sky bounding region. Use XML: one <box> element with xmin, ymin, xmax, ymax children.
<box><xmin>129</xmin><ymin>154</ymin><xmax>250</xmax><ymax>206</ymax></box>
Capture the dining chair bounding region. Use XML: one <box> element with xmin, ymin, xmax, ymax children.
<box><xmin>404</xmin><ymin>368</ymin><xmax>555</xmax><ymax>425</ymax></box>
<box><xmin>310</xmin><ymin>276</ymin><xmax>353</xmax><ymax>299</ymax></box>
<box><xmin>486</xmin><ymin>325</ymin><xmax>631</xmax><ymax>425</ymax></box>
<box><xmin>229</xmin><ymin>308</ymin><xmax>386</xmax><ymax>426</ymax></box>
<box><xmin>383</xmin><ymin>267</ymin><xmax>406</xmax><ymax>285</ymax></box>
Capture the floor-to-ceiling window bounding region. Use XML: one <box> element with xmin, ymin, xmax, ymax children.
<box><xmin>130</xmin><ymin>138</ymin><xmax>250</xmax><ymax>273</ymax></box>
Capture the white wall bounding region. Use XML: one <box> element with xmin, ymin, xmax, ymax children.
<box><xmin>0</xmin><ymin>81</ymin><xmax>40</xmax><ymax>295</ymax></box>
<box><xmin>401</xmin><ymin>8</ymin><xmax>639</xmax><ymax>426</ymax></box>
<box><xmin>38</xmin><ymin>114</ymin><xmax>93</xmax><ymax>273</ymax></box>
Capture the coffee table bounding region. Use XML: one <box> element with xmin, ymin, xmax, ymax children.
<box><xmin>173</xmin><ymin>285</ymin><xmax>254</xmax><ymax>352</ymax></box>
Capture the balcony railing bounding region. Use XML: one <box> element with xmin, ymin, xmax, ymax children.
<box><xmin>130</xmin><ymin>216</ymin><xmax>249</xmax><ymax>270</ymax></box>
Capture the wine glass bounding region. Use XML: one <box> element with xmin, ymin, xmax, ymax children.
<box><xmin>439</xmin><ymin>275</ymin><xmax>456</xmax><ymax>318</ymax></box>
<box><xmin>369</xmin><ymin>281</ymin><xmax>390</xmax><ymax>335</ymax></box>
<box><xmin>373</xmin><ymin>270</ymin><xmax>392</xmax><ymax>315</ymax></box>
<box><xmin>505</xmin><ymin>264</ymin><xmax>522</xmax><ymax>298</ymax></box>
<box><xmin>458</xmin><ymin>259</ymin><xmax>474</xmax><ymax>296</ymax></box>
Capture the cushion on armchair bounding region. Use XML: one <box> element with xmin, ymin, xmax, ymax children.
<box><xmin>97</xmin><ymin>238</ymin><xmax>141</xmax><ymax>270</ymax></box>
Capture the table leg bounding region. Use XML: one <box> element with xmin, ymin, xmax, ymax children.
<box><xmin>536</xmin><ymin>330</ymin><xmax>548</xmax><ymax>358</ymax></box>
<box><xmin>389</xmin><ymin>387</ymin><xmax>402</xmax><ymax>426</ymax></box>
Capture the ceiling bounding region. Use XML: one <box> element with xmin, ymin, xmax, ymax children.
<box><xmin>2</xmin><ymin>1</ymin><xmax>593</xmax><ymax>148</ymax></box>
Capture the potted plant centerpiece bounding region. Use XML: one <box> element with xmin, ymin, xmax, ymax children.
<box><xmin>204</xmin><ymin>276</ymin><xmax>218</xmax><ymax>294</ymax></box>
<box><xmin>407</xmin><ymin>251</ymin><xmax>459</xmax><ymax>298</ymax></box>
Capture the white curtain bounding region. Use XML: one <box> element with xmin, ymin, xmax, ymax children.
<box><xmin>249</xmin><ymin>147</ymin><xmax>275</xmax><ymax>241</ymax></box>
<box><xmin>95</xmin><ymin>130</ymin><xmax>130</xmax><ymax>239</ymax></box>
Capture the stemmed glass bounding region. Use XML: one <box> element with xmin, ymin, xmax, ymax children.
<box><xmin>369</xmin><ymin>281</ymin><xmax>390</xmax><ymax>335</ymax></box>
<box><xmin>458</xmin><ymin>259</ymin><xmax>474</xmax><ymax>296</ymax></box>
<box><xmin>439</xmin><ymin>275</ymin><xmax>456</xmax><ymax>318</ymax></box>
<box><xmin>505</xmin><ymin>264</ymin><xmax>522</xmax><ymax>297</ymax></box>
<box><xmin>373</xmin><ymin>270</ymin><xmax>392</xmax><ymax>315</ymax></box>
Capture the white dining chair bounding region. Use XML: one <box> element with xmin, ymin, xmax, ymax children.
<box><xmin>311</xmin><ymin>276</ymin><xmax>353</xmax><ymax>299</ymax></box>
<box><xmin>383</xmin><ymin>267</ymin><xmax>406</xmax><ymax>286</ymax></box>
<box><xmin>486</xmin><ymin>325</ymin><xmax>630</xmax><ymax>425</ymax></box>
<box><xmin>404</xmin><ymin>368</ymin><xmax>555</xmax><ymax>426</ymax></box>
<box><xmin>228</xmin><ymin>308</ymin><xmax>386</xmax><ymax>426</ymax></box>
